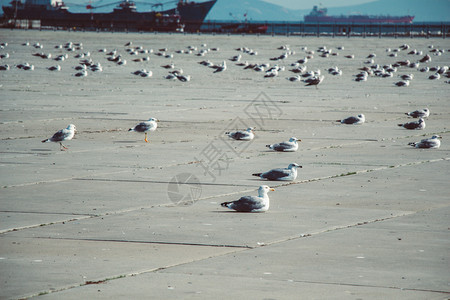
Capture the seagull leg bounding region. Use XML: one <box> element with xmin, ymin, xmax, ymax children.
<box><xmin>144</xmin><ymin>132</ymin><xmax>149</xmax><ymax>143</ymax></box>
<box><xmin>59</xmin><ymin>142</ymin><xmax>68</xmax><ymax>151</ymax></box>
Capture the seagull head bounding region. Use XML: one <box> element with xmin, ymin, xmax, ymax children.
<box><xmin>289</xmin><ymin>137</ymin><xmax>301</xmax><ymax>143</ymax></box>
<box><xmin>431</xmin><ymin>135</ymin><xmax>442</xmax><ymax>139</ymax></box>
<box><xmin>288</xmin><ymin>163</ymin><xmax>302</xmax><ymax>169</ymax></box>
<box><xmin>148</xmin><ymin>118</ymin><xmax>159</xmax><ymax>122</ymax></box>
<box><xmin>67</xmin><ymin>124</ymin><xmax>76</xmax><ymax>132</ymax></box>
<box><xmin>358</xmin><ymin>114</ymin><xmax>365</xmax><ymax>121</ymax></box>
<box><xmin>247</xmin><ymin>127</ymin><xmax>255</xmax><ymax>132</ymax></box>
<box><xmin>258</xmin><ymin>185</ymin><xmax>275</xmax><ymax>196</ymax></box>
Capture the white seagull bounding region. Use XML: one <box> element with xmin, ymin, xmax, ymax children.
<box><xmin>338</xmin><ymin>114</ymin><xmax>365</xmax><ymax>125</ymax></box>
<box><xmin>220</xmin><ymin>185</ymin><xmax>275</xmax><ymax>212</ymax></box>
<box><xmin>398</xmin><ymin>118</ymin><xmax>425</xmax><ymax>130</ymax></box>
<box><xmin>266</xmin><ymin>137</ymin><xmax>301</xmax><ymax>152</ymax></box>
<box><xmin>42</xmin><ymin>124</ymin><xmax>76</xmax><ymax>151</ymax></box>
<box><xmin>226</xmin><ymin>127</ymin><xmax>255</xmax><ymax>141</ymax></box>
<box><xmin>252</xmin><ymin>163</ymin><xmax>302</xmax><ymax>181</ymax></box>
<box><xmin>405</xmin><ymin>108</ymin><xmax>430</xmax><ymax>118</ymax></box>
<box><xmin>408</xmin><ymin>135</ymin><xmax>442</xmax><ymax>149</ymax></box>
<box><xmin>128</xmin><ymin>118</ymin><xmax>159</xmax><ymax>142</ymax></box>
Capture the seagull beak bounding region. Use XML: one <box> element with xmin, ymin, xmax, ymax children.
<box><xmin>270</xmin><ymin>188</ymin><xmax>275</xmax><ymax>191</ymax></box>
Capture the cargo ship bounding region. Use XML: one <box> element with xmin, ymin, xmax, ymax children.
<box><xmin>304</xmin><ymin>5</ymin><xmax>414</xmax><ymax>24</ymax></box>
<box><xmin>1</xmin><ymin>0</ymin><xmax>217</xmax><ymax>31</ymax></box>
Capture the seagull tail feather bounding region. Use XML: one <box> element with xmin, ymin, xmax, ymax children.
<box><xmin>252</xmin><ymin>173</ymin><xmax>262</xmax><ymax>177</ymax></box>
<box><xmin>397</xmin><ymin>123</ymin><xmax>403</xmax><ymax>127</ymax></box>
<box><xmin>42</xmin><ymin>139</ymin><xmax>49</xmax><ymax>143</ymax></box>
<box><xmin>221</xmin><ymin>202</ymin><xmax>231</xmax><ymax>208</ymax></box>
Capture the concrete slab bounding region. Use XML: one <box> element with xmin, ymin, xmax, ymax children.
<box><xmin>0</xmin><ymin>236</ymin><xmax>238</xmax><ymax>299</ymax></box>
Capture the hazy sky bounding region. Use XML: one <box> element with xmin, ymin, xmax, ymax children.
<box><xmin>262</xmin><ymin>0</ymin><xmax>376</xmax><ymax>10</ymax></box>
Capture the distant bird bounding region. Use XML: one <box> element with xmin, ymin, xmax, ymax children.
<box><xmin>128</xmin><ymin>118</ymin><xmax>159</xmax><ymax>143</ymax></box>
<box><xmin>398</xmin><ymin>118</ymin><xmax>425</xmax><ymax>130</ymax></box>
<box><xmin>74</xmin><ymin>70</ymin><xmax>87</xmax><ymax>77</ymax></box>
<box><xmin>213</xmin><ymin>61</ymin><xmax>227</xmax><ymax>73</ymax></box>
<box><xmin>428</xmin><ymin>73</ymin><xmax>440</xmax><ymax>80</ymax></box>
<box><xmin>419</xmin><ymin>54</ymin><xmax>431</xmax><ymax>63</ymax></box>
<box><xmin>266</xmin><ymin>137</ymin><xmax>301</xmax><ymax>152</ymax></box>
<box><xmin>0</xmin><ymin>64</ymin><xmax>10</xmax><ymax>71</ymax></box>
<box><xmin>226</xmin><ymin>127</ymin><xmax>255</xmax><ymax>141</ymax></box>
<box><xmin>408</xmin><ymin>135</ymin><xmax>442</xmax><ymax>149</ymax></box>
<box><xmin>394</xmin><ymin>80</ymin><xmax>410</xmax><ymax>87</ymax></box>
<box><xmin>399</xmin><ymin>74</ymin><xmax>414</xmax><ymax>80</ymax></box>
<box><xmin>42</xmin><ymin>124</ymin><xmax>76</xmax><ymax>151</ymax></box>
<box><xmin>161</xmin><ymin>63</ymin><xmax>174</xmax><ymax>69</ymax></box>
<box><xmin>252</xmin><ymin>163</ymin><xmax>302</xmax><ymax>181</ymax></box>
<box><xmin>338</xmin><ymin>114</ymin><xmax>365</xmax><ymax>125</ymax></box>
<box><xmin>264</xmin><ymin>69</ymin><xmax>278</xmax><ymax>78</ymax></box>
<box><xmin>164</xmin><ymin>73</ymin><xmax>177</xmax><ymax>80</ymax></box>
<box><xmin>176</xmin><ymin>75</ymin><xmax>191</xmax><ymax>82</ymax></box>
<box><xmin>405</xmin><ymin>108</ymin><xmax>430</xmax><ymax>118</ymax></box>
<box><xmin>47</xmin><ymin>65</ymin><xmax>61</xmax><ymax>71</ymax></box>
<box><xmin>287</xmin><ymin>75</ymin><xmax>301</xmax><ymax>82</ymax></box>
<box><xmin>305</xmin><ymin>75</ymin><xmax>324</xmax><ymax>89</ymax></box>
<box><xmin>220</xmin><ymin>185</ymin><xmax>274</xmax><ymax>212</ymax></box>
<box><xmin>230</xmin><ymin>54</ymin><xmax>241</xmax><ymax>62</ymax></box>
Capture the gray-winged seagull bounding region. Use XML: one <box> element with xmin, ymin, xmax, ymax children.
<box><xmin>398</xmin><ymin>118</ymin><xmax>425</xmax><ymax>130</ymax></box>
<box><xmin>221</xmin><ymin>185</ymin><xmax>275</xmax><ymax>212</ymax></box>
<box><xmin>266</xmin><ymin>137</ymin><xmax>301</xmax><ymax>152</ymax></box>
<box><xmin>252</xmin><ymin>163</ymin><xmax>302</xmax><ymax>181</ymax></box>
<box><xmin>226</xmin><ymin>127</ymin><xmax>255</xmax><ymax>141</ymax></box>
<box><xmin>129</xmin><ymin>118</ymin><xmax>159</xmax><ymax>142</ymax></box>
<box><xmin>405</xmin><ymin>108</ymin><xmax>430</xmax><ymax>118</ymax></box>
<box><xmin>338</xmin><ymin>114</ymin><xmax>365</xmax><ymax>125</ymax></box>
<box><xmin>42</xmin><ymin>124</ymin><xmax>76</xmax><ymax>151</ymax></box>
<box><xmin>408</xmin><ymin>135</ymin><xmax>442</xmax><ymax>149</ymax></box>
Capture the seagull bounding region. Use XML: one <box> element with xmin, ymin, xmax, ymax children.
<box><xmin>42</xmin><ymin>124</ymin><xmax>76</xmax><ymax>151</ymax></box>
<box><xmin>338</xmin><ymin>114</ymin><xmax>365</xmax><ymax>125</ymax></box>
<box><xmin>176</xmin><ymin>75</ymin><xmax>191</xmax><ymax>82</ymax></box>
<box><xmin>213</xmin><ymin>61</ymin><xmax>227</xmax><ymax>73</ymax></box>
<box><xmin>220</xmin><ymin>185</ymin><xmax>274</xmax><ymax>212</ymax></box>
<box><xmin>405</xmin><ymin>108</ymin><xmax>430</xmax><ymax>118</ymax></box>
<box><xmin>399</xmin><ymin>74</ymin><xmax>414</xmax><ymax>80</ymax></box>
<box><xmin>394</xmin><ymin>80</ymin><xmax>410</xmax><ymax>87</ymax></box>
<box><xmin>252</xmin><ymin>163</ymin><xmax>302</xmax><ymax>181</ymax></box>
<box><xmin>428</xmin><ymin>73</ymin><xmax>440</xmax><ymax>80</ymax></box>
<box><xmin>47</xmin><ymin>65</ymin><xmax>61</xmax><ymax>71</ymax></box>
<box><xmin>128</xmin><ymin>118</ymin><xmax>159</xmax><ymax>142</ymax></box>
<box><xmin>305</xmin><ymin>75</ymin><xmax>324</xmax><ymax>89</ymax></box>
<box><xmin>266</xmin><ymin>137</ymin><xmax>301</xmax><ymax>152</ymax></box>
<box><xmin>408</xmin><ymin>135</ymin><xmax>442</xmax><ymax>149</ymax></box>
<box><xmin>161</xmin><ymin>63</ymin><xmax>175</xmax><ymax>69</ymax></box>
<box><xmin>287</xmin><ymin>75</ymin><xmax>301</xmax><ymax>82</ymax></box>
<box><xmin>226</xmin><ymin>127</ymin><xmax>255</xmax><ymax>141</ymax></box>
<box><xmin>398</xmin><ymin>118</ymin><xmax>425</xmax><ymax>130</ymax></box>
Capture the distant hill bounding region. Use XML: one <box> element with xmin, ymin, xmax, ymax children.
<box><xmin>1</xmin><ymin>0</ymin><xmax>449</xmax><ymax>22</ymax></box>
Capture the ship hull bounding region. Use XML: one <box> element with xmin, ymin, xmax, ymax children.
<box><xmin>2</xmin><ymin>0</ymin><xmax>217</xmax><ymax>31</ymax></box>
<box><xmin>165</xmin><ymin>0</ymin><xmax>216</xmax><ymax>31</ymax></box>
<box><xmin>304</xmin><ymin>15</ymin><xmax>414</xmax><ymax>24</ymax></box>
